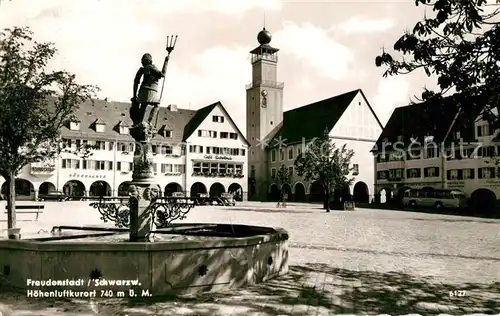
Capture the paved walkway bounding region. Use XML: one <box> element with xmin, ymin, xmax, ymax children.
<box><xmin>0</xmin><ymin>201</ymin><xmax>499</xmax><ymax>315</ymax></box>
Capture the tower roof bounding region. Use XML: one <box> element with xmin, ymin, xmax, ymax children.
<box><xmin>250</xmin><ymin>27</ymin><xmax>279</xmax><ymax>54</ymax></box>
<box><xmin>257</xmin><ymin>27</ymin><xmax>272</xmax><ymax>45</ymax></box>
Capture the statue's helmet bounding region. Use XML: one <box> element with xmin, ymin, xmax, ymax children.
<box><xmin>141</xmin><ymin>53</ymin><xmax>152</xmax><ymax>66</ymax></box>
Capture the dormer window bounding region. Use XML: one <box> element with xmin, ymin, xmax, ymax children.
<box><xmin>119</xmin><ymin>126</ymin><xmax>129</xmax><ymax>135</ymax></box>
<box><xmin>69</xmin><ymin>121</ymin><xmax>80</xmax><ymax>131</ymax></box>
<box><xmin>94</xmin><ymin>119</ymin><xmax>106</xmax><ymax>133</ymax></box>
<box><xmin>163</xmin><ymin>130</ymin><xmax>172</xmax><ymax>138</ymax></box>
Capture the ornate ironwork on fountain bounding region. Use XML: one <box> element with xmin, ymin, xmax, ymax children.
<box><xmin>89</xmin><ymin>197</ymin><xmax>131</xmax><ymax>228</ymax></box>
<box><xmin>149</xmin><ymin>197</ymin><xmax>195</xmax><ymax>228</ymax></box>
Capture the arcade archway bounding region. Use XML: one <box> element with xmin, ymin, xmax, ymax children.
<box><xmin>228</xmin><ymin>183</ymin><xmax>243</xmax><ymax>201</ymax></box>
<box><xmin>470</xmin><ymin>188</ymin><xmax>496</xmax><ymax>214</ymax></box>
<box><xmin>268</xmin><ymin>183</ymin><xmax>280</xmax><ymax>201</ymax></box>
<box><xmin>379</xmin><ymin>188</ymin><xmax>392</xmax><ymax>203</ymax></box>
<box><xmin>353</xmin><ymin>181</ymin><xmax>369</xmax><ymax>203</ymax></box>
<box><xmin>1</xmin><ymin>178</ymin><xmax>35</xmax><ymax>200</ymax></box>
<box><xmin>39</xmin><ymin>182</ymin><xmax>56</xmax><ymax>195</ymax></box>
<box><xmin>293</xmin><ymin>182</ymin><xmax>306</xmax><ymax>202</ymax></box>
<box><xmin>63</xmin><ymin>180</ymin><xmax>85</xmax><ymax>199</ymax></box>
<box><xmin>164</xmin><ymin>182</ymin><xmax>183</xmax><ymax>196</ymax></box>
<box><xmin>89</xmin><ymin>181</ymin><xmax>112</xmax><ymax>197</ymax></box>
<box><xmin>190</xmin><ymin>182</ymin><xmax>207</xmax><ymax>196</ymax></box>
<box><xmin>309</xmin><ymin>181</ymin><xmax>324</xmax><ymax>202</ymax></box>
<box><xmin>117</xmin><ymin>181</ymin><xmax>131</xmax><ymax>196</ymax></box>
<box><xmin>209</xmin><ymin>182</ymin><xmax>225</xmax><ymax>198</ymax></box>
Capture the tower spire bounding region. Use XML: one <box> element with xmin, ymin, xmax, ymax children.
<box><xmin>263</xmin><ymin>12</ymin><xmax>266</xmax><ymax>29</ymax></box>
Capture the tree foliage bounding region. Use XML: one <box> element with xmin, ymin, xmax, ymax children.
<box><xmin>275</xmin><ymin>164</ymin><xmax>293</xmax><ymax>200</ymax></box>
<box><xmin>375</xmin><ymin>0</ymin><xmax>500</xmax><ymax>128</ymax></box>
<box><xmin>0</xmin><ymin>26</ymin><xmax>98</xmax><ymax>233</ymax></box>
<box><xmin>294</xmin><ymin>128</ymin><xmax>355</xmax><ymax>211</ymax></box>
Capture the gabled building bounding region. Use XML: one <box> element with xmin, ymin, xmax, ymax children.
<box><xmin>1</xmin><ymin>100</ymin><xmax>250</xmax><ymax>201</ymax></box>
<box><xmin>372</xmin><ymin>97</ymin><xmax>499</xmax><ymax>210</ymax></box>
<box><xmin>246</xmin><ymin>27</ymin><xmax>383</xmax><ymax>202</ymax></box>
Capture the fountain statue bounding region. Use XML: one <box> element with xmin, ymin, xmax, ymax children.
<box><xmin>126</xmin><ymin>36</ymin><xmax>178</xmax><ymax>242</ymax></box>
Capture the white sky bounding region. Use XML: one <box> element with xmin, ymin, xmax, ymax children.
<box><xmin>0</xmin><ymin>0</ymin><xmax>442</xmax><ymax>131</ymax></box>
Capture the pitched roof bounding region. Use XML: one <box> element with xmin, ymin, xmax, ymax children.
<box><xmin>371</xmin><ymin>96</ymin><xmax>476</xmax><ymax>152</ymax></box>
<box><xmin>182</xmin><ymin>101</ymin><xmax>250</xmax><ymax>146</ymax></box>
<box><xmin>269</xmin><ymin>89</ymin><xmax>381</xmax><ymax>147</ymax></box>
<box><xmin>182</xmin><ymin>102</ymin><xmax>218</xmax><ymax>141</ymax></box>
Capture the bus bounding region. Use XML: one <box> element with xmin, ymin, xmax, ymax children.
<box><xmin>402</xmin><ymin>188</ymin><xmax>468</xmax><ymax>210</ymax></box>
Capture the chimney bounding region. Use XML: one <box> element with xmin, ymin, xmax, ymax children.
<box><xmin>168</xmin><ymin>104</ymin><xmax>178</xmax><ymax>111</ymax></box>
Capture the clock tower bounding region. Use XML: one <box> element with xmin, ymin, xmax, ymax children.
<box><xmin>246</xmin><ymin>27</ymin><xmax>284</xmax><ymax>201</ymax></box>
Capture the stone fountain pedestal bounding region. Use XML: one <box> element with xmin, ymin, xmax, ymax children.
<box><xmin>128</xmin><ymin>123</ymin><xmax>160</xmax><ymax>242</ymax></box>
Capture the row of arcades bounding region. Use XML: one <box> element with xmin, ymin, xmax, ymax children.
<box><xmin>0</xmin><ymin>179</ymin><xmax>244</xmax><ymax>201</ymax></box>
<box><xmin>264</xmin><ymin>180</ymin><xmax>371</xmax><ymax>203</ymax></box>
<box><xmin>377</xmin><ymin>186</ymin><xmax>498</xmax><ymax>213</ymax></box>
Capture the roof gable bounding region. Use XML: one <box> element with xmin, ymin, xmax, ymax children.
<box><xmin>371</xmin><ymin>96</ymin><xmax>475</xmax><ymax>152</ymax></box>
<box><xmin>269</xmin><ymin>89</ymin><xmax>360</xmax><ymax>146</ymax></box>
<box><xmin>182</xmin><ymin>101</ymin><xmax>250</xmax><ymax>146</ymax></box>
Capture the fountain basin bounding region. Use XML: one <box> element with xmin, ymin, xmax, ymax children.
<box><xmin>0</xmin><ymin>223</ymin><xmax>289</xmax><ymax>297</ymax></box>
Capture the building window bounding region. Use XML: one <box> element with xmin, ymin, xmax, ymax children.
<box><xmin>212</xmin><ymin>115</ymin><xmax>224</xmax><ymax>123</ymax></box>
<box><xmin>478</xmin><ymin>167</ymin><xmax>496</xmax><ymax>179</ymax></box>
<box><xmin>69</xmin><ymin>122</ymin><xmax>80</xmax><ymax>131</ymax></box>
<box><xmin>161</xmin><ymin>145</ymin><xmax>173</xmax><ymax>155</ymax></box>
<box><xmin>119</xmin><ymin>126</ymin><xmax>129</xmax><ymax>135</ymax></box>
<box><xmin>297</xmin><ymin>146</ymin><xmax>302</xmax><ymax>158</ymax></box>
<box><xmin>108</xmin><ymin>161</ymin><xmax>113</xmax><ymax>170</ymax></box>
<box><xmin>352</xmin><ymin>164</ymin><xmax>359</xmax><ymax>175</ymax></box>
<box><xmin>447</xmin><ymin>169</ymin><xmax>462</xmax><ymax>180</ymax></box>
<box><xmin>407</xmin><ymin>150</ymin><xmax>421</xmax><ymax>160</ymax></box>
<box><xmin>406</xmin><ymin>168</ymin><xmax>421</xmax><ymax>178</ymax></box>
<box><xmin>220</xmin><ymin>132</ymin><xmax>229</xmax><ymax>139</ymax></box>
<box><xmin>388</xmin><ymin>168</ymin><xmax>403</xmax><ymax>180</ymax></box>
<box><xmin>198</xmin><ymin>130</ymin><xmax>217</xmax><ymax>138</ymax></box>
<box><xmin>462</xmin><ymin>168</ymin><xmax>475</xmax><ymax>179</ymax></box>
<box><xmin>250</xmin><ymin>165</ymin><xmax>255</xmax><ymax>178</ymax></box>
<box><xmin>425</xmin><ymin>147</ymin><xmax>439</xmax><ymax>159</ymax></box>
<box><xmin>279</xmin><ymin>149</ymin><xmax>284</xmax><ymax>161</ymax></box>
<box><xmin>288</xmin><ymin>147</ymin><xmax>294</xmax><ymax>160</ymax></box>
<box><xmin>152</xmin><ymin>163</ymin><xmax>158</xmax><ymax>173</ymax></box>
<box><xmin>163</xmin><ymin>129</ymin><xmax>172</xmax><ymax>138</ymax></box>
<box><xmin>288</xmin><ymin>166</ymin><xmax>293</xmax><ymax>177</ymax></box>
<box><xmin>240</xmin><ymin>149</ymin><xmax>246</xmax><ymax>156</ymax></box>
<box><xmin>424</xmin><ymin>167</ymin><xmax>439</xmax><ymax>177</ymax></box>
<box><xmin>229</xmin><ymin>133</ymin><xmax>238</xmax><ymax>140</ymax></box>
<box><xmin>82</xmin><ymin>160</ymin><xmax>87</xmax><ymax>170</ymax></box>
<box><xmin>117</xmin><ymin>161</ymin><xmax>121</xmax><ymax>171</ymax></box>
<box><xmin>477</xmin><ymin>124</ymin><xmax>491</xmax><ymax>137</ymax></box>
<box><xmin>95</xmin><ymin>123</ymin><xmax>105</xmax><ymax>133</ymax></box>
<box><xmin>377</xmin><ymin>170</ymin><xmax>387</xmax><ymax>180</ymax></box>
<box><xmin>271</xmin><ymin>149</ymin><xmax>276</xmax><ymax>162</ymax></box>
<box><xmin>271</xmin><ymin>168</ymin><xmax>276</xmax><ymax>179</ymax></box>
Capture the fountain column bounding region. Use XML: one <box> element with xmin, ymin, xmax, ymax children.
<box><xmin>128</xmin><ymin>123</ymin><xmax>158</xmax><ymax>242</ymax></box>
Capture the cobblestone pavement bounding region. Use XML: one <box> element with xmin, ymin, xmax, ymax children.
<box><xmin>0</xmin><ymin>201</ymin><xmax>499</xmax><ymax>315</ymax></box>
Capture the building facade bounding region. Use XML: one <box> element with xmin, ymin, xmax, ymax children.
<box><xmin>246</xmin><ymin>28</ymin><xmax>383</xmax><ymax>202</ymax></box>
<box><xmin>1</xmin><ymin>100</ymin><xmax>249</xmax><ymax>201</ymax></box>
<box><xmin>373</xmin><ymin>98</ymin><xmax>500</xmax><ymax>210</ymax></box>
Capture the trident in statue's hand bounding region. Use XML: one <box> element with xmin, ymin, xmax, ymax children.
<box><xmin>166</xmin><ymin>35</ymin><xmax>178</xmax><ymax>55</ymax></box>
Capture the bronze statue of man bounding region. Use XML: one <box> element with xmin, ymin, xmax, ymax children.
<box><xmin>130</xmin><ymin>53</ymin><xmax>169</xmax><ymax>126</ymax></box>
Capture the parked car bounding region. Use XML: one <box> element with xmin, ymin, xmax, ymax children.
<box><xmin>38</xmin><ymin>191</ymin><xmax>68</xmax><ymax>201</ymax></box>
<box><xmin>169</xmin><ymin>192</ymin><xmax>187</xmax><ymax>204</ymax></box>
<box><xmin>219</xmin><ymin>193</ymin><xmax>236</xmax><ymax>206</ymax></box>
<box><xmin>195</xmin><ymin>193</ymin><xmax>210</xmax><ymax>205</ymax></box>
